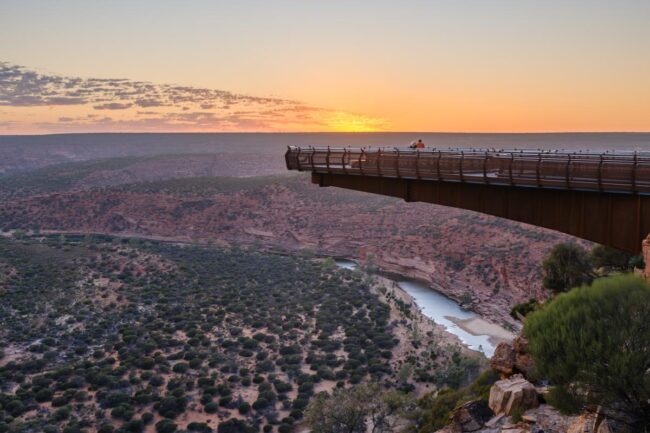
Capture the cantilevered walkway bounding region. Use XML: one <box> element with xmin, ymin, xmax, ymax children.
<box><xmin>285</xmin><ymin>146</ymin><xmax>650</xmax><ymax>254</ymax></box>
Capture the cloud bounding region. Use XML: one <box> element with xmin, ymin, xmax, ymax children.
<box><xmin>93</xmin><ymin>102</ymin><xmax>133</xmax><ymax>110</ymax></box>
<box><xmin>0</xmin><ymin>61</ymin><xmax>387</xmax><ymax>132</ymax></box>
<box><xmin>134</xmin><ymin>98</ymin><xmax>167</xmax><ymax>108</ymax></box>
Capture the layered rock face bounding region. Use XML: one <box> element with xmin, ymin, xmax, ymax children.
<box><xmin>0</xmin><ymin>176</ymin><xmax>572</xmax><ymax>326</ymax></box>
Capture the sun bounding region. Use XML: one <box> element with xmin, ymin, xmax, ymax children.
<box><xmin>325</xmin><ymin>111</ymin><xmax>388</xmax><ymax>132</ymax></box>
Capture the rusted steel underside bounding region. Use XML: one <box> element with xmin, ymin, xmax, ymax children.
<box><xmin>312</xmin><ymin>172</ymin><xmax>649</xmax><ymax>254</ymax></box>
<box><xmin>286</xmin><ymin>147</ymin><xmax>650</xmax><ymax>254</ymax></box>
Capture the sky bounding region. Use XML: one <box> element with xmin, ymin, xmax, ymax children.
<box><xmin>1</xmin><ymin>0</ymin><xmax>649</xmax><ymax>134</ymax></box>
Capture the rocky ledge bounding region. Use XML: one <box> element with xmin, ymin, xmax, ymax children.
<box><xmin>436</xmin><ymin>336</ymin><xmax>623</xmax><ymax>433</ymax></box>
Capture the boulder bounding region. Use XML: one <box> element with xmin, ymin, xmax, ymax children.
<box><xmin>488</xmin><ymin>375</ymin><xmax>539</xmax><ymax>416</ymax></box>
<box><xmin>451</xmin><ymin>399</ymin><xmax>493</xmax><ymax>432</ymax></box>
<box><xmin>514</xmin><ymin>352</ymin><xmax>535</xmax><ymax>378</ymax></box>
<box><xmin>491</xmin><ymin>342</ymin><xmax>516</xmax><ymax>376</ymax></box>
<box><xmin>512</xmin><ymin>336</ymin><xmax>535</xmax><ymax>377</ymax></box>
<box><xmin>512</xmin><ymin>335</ymin><xmax>528</xmax><ymax>353</ymax></box>
<box><xmin>567</xmin><ymin>413</ymin><xmax>598</xmax><ymax>433</ymax></box>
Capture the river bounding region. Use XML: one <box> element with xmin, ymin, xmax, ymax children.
<box><xmin>335</xmin><ymin>259</ymin><xmax>503</xmax><ymax>357</ymax></box>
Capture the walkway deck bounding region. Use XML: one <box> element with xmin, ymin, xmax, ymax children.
<box><xmin>286</xmin><ymin>146</ymin><xmax>650</xmax><ymax>253</ymax></box>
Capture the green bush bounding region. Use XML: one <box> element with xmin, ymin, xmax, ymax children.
<box><xmin>417</xmin><ymin>388</ymin><xmax>462</xmax><ymax>432</ymax></box>
<box><xmin>237</xmin><ymin>402</ymin><xmax>251</xmax><ymax>414</ymax></box>
<box><xmin>509</xmin><ymin>299</ymin><xmax>539</xmax><ymax>321</ymax></box>
<box><xmin>418</xmin><ymin>369</ymin><xmax>498</xmax><ymax>432</ymax></box>
<box><xmin>188</xmin><ymin>422</ymin><xmax>212</xmax><ymax>432</ymax></box>
<box><xmin>590</xmin><ymin>245</ymin><xmax>632</xmax><ymax>271</ymax></box>
<box><xmin>156</xmin><ymin>419</ymin><xmax>177</xmax><ymax>433</ymax></box>
<box><xmin>542</xmin><ymin>242</ymin><xmax>592</xmax><ymax>292</ymax></box>
<box><xmin>544</xmin><ymin>385</ymin><xmax>581</xmax><ymax>415</ymax></box>
<box><xmin>217</xmin><ymin>419</ymin><xmax>253</xmax><ymax>433</ymax></box>
<box><xmin>525</xmin><ymin>274</ymin><xmax>650</xmax><ymax>427</ymax></box>
<box><xmin>204</xmin><ymin>402</ymin><xmax>218</xmax><ymax>414</ymax></box>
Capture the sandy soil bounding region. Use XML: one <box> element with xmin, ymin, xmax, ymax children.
<box><xmin>445</xmin><ymin>316</ymin><xmax>516</xmax><ymax>346</ymax></box>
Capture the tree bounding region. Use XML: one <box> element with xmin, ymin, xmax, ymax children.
<box><xmin>524</xmin><ymin>274</ymin><xmax>650</xmax><ymax>427</ymax></box>
<box><xmin>541</xmin><ymin>242</ymin><xmax>592</xmax><ymax>292</ymax></box>
<box><xmin>590</xmin><ymin>245</ymin><xmax>632</xmax><ymax>272</ymax></box>
<box><xmin>305</xmin><ymin>384</ymin><xmax>416</xmax><ymax>433</ymax></box>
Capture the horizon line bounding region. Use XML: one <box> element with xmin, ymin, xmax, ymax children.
<box><xmin>2</xmin><ymin>130</ymin><xmax>650</xmax><ymax>137</ymax></box>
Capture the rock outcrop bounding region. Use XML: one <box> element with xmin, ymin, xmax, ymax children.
<box><xmin>488</xmin><ymin>375</ymin><xmax>539</xmax><ymax>416</ymax></box>
<box><xmin>491</xmin><ymin>342</ymin><xmax>516</xmax><ymax>377</ymax></box>
<box><xmin>512</xmin><ymin>336</ymin><xmax>535</xmax><ymax>378</ymax></box>
<box><xmin>490</xmin><ymin>336</ymin><xmax>534</xmax><ymax>379</ymax></box>
<box><xmin>451</xmin><ymin>400</ymin><xmax>494</xmax><ymax>432</ymax></box>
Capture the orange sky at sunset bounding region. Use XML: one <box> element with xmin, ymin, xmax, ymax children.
<box><xmin>1</xmin><ymin>1</ymin><xmax>649</xmax><ymax>134</ymax></box>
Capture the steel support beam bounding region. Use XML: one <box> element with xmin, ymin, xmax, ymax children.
<box><xmin>312</xmin><ymin>172</ymin><xmax>650</xmax><ymax>254</ymax></box>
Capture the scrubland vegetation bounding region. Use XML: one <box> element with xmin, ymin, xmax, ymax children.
<box><xmin>0</xmin><ymin>234</ymin><xmax>480</xmax><ymax>433</ymax></box>
<box><xmin>525</xmin><ymin>274</ymin><xmax>650</xmax><ymax>428</ymax></box>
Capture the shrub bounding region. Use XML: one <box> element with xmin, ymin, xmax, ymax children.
<box><xmin>172</xmin><ymin>362</ymin><xmax>189</xmax><ymax>373</ymax></box>
<box><xmin>418</xmin><ymin>369</ymin><xmax>498</xmax><ymax>432</ymax></box>
<box><xmin>252</xmin><ymin>397</ymin><xmax>270</xmax><ymax>410</ymax></box>
<box><xmin>123</xmin><ymin>419</ymin><xmax>144</xmax><ymax>433</ymax></box>
<box><xmin>525</xmin><ymin>274</ymin><xmax>650</xmax><ymax>427</ymax></box>
<box><xmin>541</xmin><ymin>242</ymin><xmax>592</xmax><ymax>292</ymax></box>
<box><xmin>157</xmin><ymin>396</ymin><xmax>187</xmax><ymax>418</ymax></box>
<box><xmin>204</xmin><ymin>402</ymin><xmax>218</xmax><ymax>414</ymax></box>
<box><xmin>35</xmin><ymin>388</ymin><xmax>53</xmax><ymax>402</ymax></box>
<box><xmin>217</xmin><ymin>419</ymin><xmax>253</xmax><ymax>433</ymax></box>
<box><xmin>188</xmin><ymin>422</ymin><xmax>212</xmax><ymax>432</ymax></box>
<box><xmin>509</xmin><ymin>299</ymin><xmax>539</xmax><ymax>321</ymax></box>
<box><xmin>590</xmin><ymin>245</ymin><xmax>631</xmax><ymax>271</ymax></box>
<box><xmin>52</xmin><ymin>406</ymin><xmax>71</xmax><ymax>421</ymax></box>
<box><xmin>306</xmin><ymin>384</ymin><xmax>414</xmax><ymax>433</ymax></box>
<box><xmin>156</xmin><ymin>419</ymin><xmax>177</xmax><ymax>433</ymax></box>
<box><xmin>97</xmin><ymin>425</ymin><xmax>115</xmax><ymax>433</ymax></box>
<box><xmin>544</xmin><ymin>385</ymin><xmax>581</xmax><ymax>415</ymax></box>
<box><xmin>238</xmin><ymin>402</ymin><xmax>251</xmax><ymax>414</ymax></box>
<box><xmin>417</xmin><ymin>388</ymin><xmax>463</xmax><ymax>432</ymax></box>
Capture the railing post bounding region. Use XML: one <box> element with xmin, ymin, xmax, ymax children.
<box><xmin>536</xmin><ymin>153</ymin><xmax>542</xmax><ymax>188</ymax></box>
<box><xmin>342</xmin><ymin>148</ymin><xmax>348</xmax><ymax>175</ymax></box>
<box><xmin>415</xmin><ymin>150</ymin><xmax>421</xmax><ymax>180</ymax></box>
<box><xmin>376</xmin><ymin>148</ymin><xmax>382</xmax><ymax>176</ymax></box>
<box><xmin>565</xmin><ymin>153</ymin><xmax>572</xmax><ymax>189</ymax></box>
<box><xmin>508</xmin><ymin>152</ymin><xmax>514</xmax><ymax>185</ymax></box>
<box><xmin>437</xmin><ymin>150</ymin><xmax>442</xmax><ymax>181</ymax></box>
<box><xmin>459</xmin><ymin>151</ymin><xmax>464</xmax><ymax>182</ymax></box>
<box><xmin>309</xmin><ymin>147</ymin><xmax>316</xmax><ymax>171</ymax></box>
<box><xmin>483</xmin><ymin>151</ymin><xmax>488</xmax><ymax>184</ymax></box>
<box><xmin>632</xmin><ymin>151</ymin><xmax>638</xmax><ymax>194</ymax></box>
<box><xmin>358</xmin><ymin>148</ymin><xmax>365</xmax><ymax>176</ymax></box>
<box><xmin>296</xmin><ymin>146</ymin><xmax>302</xmax><ymax>171</ymax></box>
<box><xmin>326</xmin><ymin>146</ymin><xmax>331</xmax><ymax>173</ymax></box>
<box><xmin>598</xmin><ymin>154</ymin><xmax>604</xmax><ymax>192</ymax></box>
<box><xmin>395</xmin><ymin>149</ymin><xmax>401</xmax><ymax>178</ymax></box>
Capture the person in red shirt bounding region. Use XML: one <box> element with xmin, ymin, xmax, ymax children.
<box><xmin>415</xmin><ymin>139</ymin><xmax>425</xmax><ymax>149</ymax></box>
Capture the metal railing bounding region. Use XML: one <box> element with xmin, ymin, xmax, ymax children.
<box><xmin>285</xmin><ymin>146</ymin><xmax>650</xmax><ymax>194</ymax></box>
